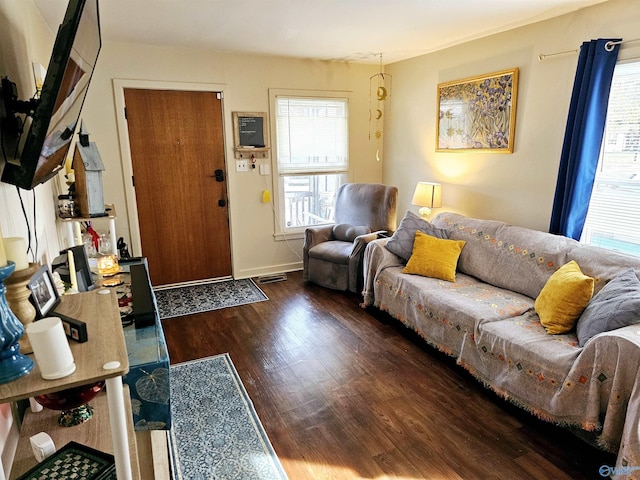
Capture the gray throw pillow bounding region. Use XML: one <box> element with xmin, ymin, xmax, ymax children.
<box><xmin>576</xmin><ymin>268</ymin><xmax>640</xmax><ymax>347</ymax></box>
<box><xmin>385</xmin><ymin>211</ymin><xmax>450</xmax><ymax>261</ymax></box>
<box><xmin>332</xmin><ymin>224</ymin><xmax>371</xmax><ymax>242</ymax></box>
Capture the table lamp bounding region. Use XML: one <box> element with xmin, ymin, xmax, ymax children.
<box><xmin>412</xmin><ymin>182</ymin><xmax>442</xmax><ymax>218</ymax></box>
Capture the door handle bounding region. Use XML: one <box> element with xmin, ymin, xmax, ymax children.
<box><xmin>218</xmin><ymin>199</ymin><xmax>226</xmax><ymax>207</ymax></box>
<box><xmin>213</xmin><ymin>169</ymin><xmax>224</xmax><ymax>182</ymax></box>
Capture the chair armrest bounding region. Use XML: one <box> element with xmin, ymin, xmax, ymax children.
<box><xmin>347</xmin><ymin>232</ymin><xmax>387</xmax><ymax>293</ymax></box>
<box><xmin>303</xmin><ymin>224</ymin><xmax>334</xmax><ymax>281</ymax></box>
<box><xmin>303</xmin><ymin>225</ymin><xmax>334</xmax><ymax>251</ymax></box>
<box><xmin>350</xmin><ymin>232</ymin><xmax>383</xmax><ymax>258</ymax></box>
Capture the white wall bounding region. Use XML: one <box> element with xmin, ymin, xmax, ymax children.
<box><xmin>384</xmin><ymin>0</ymin><xmax>640</xmax><ymax>232</ymax></box>
<box><xmin>81</xmin><ymin>44</ymin><xmax>381</xmax><ymax>279</ymax></box>
<box><xmin>0</xmin><ymin>2</ymin><xmax>61</xmax><ymax>477</ymax></box>
<box><xmin>0</xmin><ymin>1</ymin><xmax>62</xmax><ymax>265</ymax></box>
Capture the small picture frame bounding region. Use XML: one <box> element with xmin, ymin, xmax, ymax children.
<box><xmin>27</xmin><ymin>265</ymin><xmax>60</xmax><ymax>318</ymax></box>
<box><xmin>27</xmin><ymin>264</ymin><xmax>88</xmax><ymax>342</ymax></box>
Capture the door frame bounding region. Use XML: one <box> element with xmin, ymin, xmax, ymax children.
<box><xmin>113</xmin><ymin>79</ymin><xmax>229</xmax><ymax>260</ymax></box>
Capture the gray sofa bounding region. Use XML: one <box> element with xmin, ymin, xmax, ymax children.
<box><xmin>363</xmin><ymin>212</ymin><xmax>640</xmax><ymax>476</ymax></box>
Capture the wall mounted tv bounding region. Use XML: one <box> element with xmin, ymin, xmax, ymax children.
<box><xmin>0</xmin><ymin>0</ymin><xmax>101</xmax><ymax>190</ymax></box>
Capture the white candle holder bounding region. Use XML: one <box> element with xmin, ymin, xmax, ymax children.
<box><xmin>4</xmin><ymin>262</ymin><xmax>40</xmax><ymax>354</ymax></box>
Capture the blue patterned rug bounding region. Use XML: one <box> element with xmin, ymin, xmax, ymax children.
<box><xmin>170</xmin><ymin>354</ymin><xmax>288</xmax><ymax>480</ymax></box>
<box><xmin>154</xmin><ymin>279</ymin><xmax>268</xmax><ymax>319</ymax></box>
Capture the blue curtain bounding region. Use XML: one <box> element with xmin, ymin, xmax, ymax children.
<box><xmin>549</xmin><ymin>38</ymin><xmax>621</xmax><ymax>239</ymax></box>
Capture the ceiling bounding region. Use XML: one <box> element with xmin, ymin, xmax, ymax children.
<box><xmin>34</xmin><ymin>0</ymin><xmax>608</xmax><ymax>64</ymax></box>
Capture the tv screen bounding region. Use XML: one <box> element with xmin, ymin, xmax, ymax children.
<box><xmin>0</xmin><ymin>0</ymin><xmax>101</xmax><ymax>190</ymax></box>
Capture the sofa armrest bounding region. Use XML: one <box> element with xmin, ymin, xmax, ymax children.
<box><xmin>362</xmin><ymin>238</ymin><xmax>404</xmax><ymax>304</ymax></box>
<box><xmin>577</xmin><ymin>325</ymin><xmax>640</xmax><ymax>465</ymax></box>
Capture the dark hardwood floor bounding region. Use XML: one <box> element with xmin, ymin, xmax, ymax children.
<box><xmin>161</xmin><ymin>270</ymin><xmax>615</xmax><ymax>479</ymax></box>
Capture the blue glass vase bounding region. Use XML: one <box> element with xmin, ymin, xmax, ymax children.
<box><xmin>0</xmin><ymin>261</ymin><xmax>34</xmax><ymax>384</ymax></box>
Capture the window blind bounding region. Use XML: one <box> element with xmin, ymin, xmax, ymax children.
<box><xmin>275</xmin><ymin>96</ymin><xmax>348</xmax><ymax>174</ymax></box>
<box><xmin>582</xmin><ymin>62</ymin><xmax>640</xmax><ymax>255</ymax></box>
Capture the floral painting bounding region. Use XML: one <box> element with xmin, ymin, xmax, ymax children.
<box><xmin>437</xmin><ymin>68</ymin><xmax>519</xmax><ymax>153</ymax></box>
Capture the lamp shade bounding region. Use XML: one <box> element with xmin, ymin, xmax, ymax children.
<box><xmin>412</xmin><ymin>182</ymin><xmax>442</xmax><ymax>208</ymax></box>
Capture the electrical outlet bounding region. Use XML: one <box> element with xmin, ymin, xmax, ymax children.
<box><xmin>236</xmin><ymin>160</ymin><xmax>248</xmax><ymax>172</ymax></box>
<box><xmin>259</xmin><ymin>164</ymin><xmax>270</xmax><ymax>175</ymax></box>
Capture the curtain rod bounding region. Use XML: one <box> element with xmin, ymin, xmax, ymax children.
<box><xmin>538</xmin><ymin>38</ymin><xmax>640</xmax><ymax>61</ymax></box>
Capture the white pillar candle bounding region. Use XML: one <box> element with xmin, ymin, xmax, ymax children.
<box><xmin>0</xmin><ymin>225</ymin><xmax>7</xmax><ymax>267</ymax></box>
<box><xmin>67</xmin><ymin>250</ymin><xmax>78</xmax><ymax>292</ymax></box>
<box><xmin>26</xmin><ymin>317</ymin><xmax>76</xmax><ymax>380</ymax></box>
<box><xmin>3</xmin><ymin>237</ymin><xmax>29</xmax><ymax>271</ymax></box>
<box><xmin>73</xmin><ymin>222</ymin><xmax>82</xmax><ymax>246</ymax></box>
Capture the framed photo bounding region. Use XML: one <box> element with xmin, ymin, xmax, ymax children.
<box><xmin>28</xmin><ymin>265</ymin><xmax>60</xmax><ymax>318</ymax></box>
<box><xmin>436</xmin><ymin>68</ymin><xmax>519</xmax><ymax>153</ymax></box>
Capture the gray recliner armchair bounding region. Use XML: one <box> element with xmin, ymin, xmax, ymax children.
<box><xmin>303</xmin><ymin>183</ymin><xmax>398</xmax><ymax>293</ymax></box>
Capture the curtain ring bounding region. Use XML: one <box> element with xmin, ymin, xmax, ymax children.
<box><xmin>605</xmin><ymin>40</ymin><xmax>619</xmax><ymax>52</ymax></box>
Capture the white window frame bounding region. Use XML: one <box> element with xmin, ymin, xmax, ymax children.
<box><xmin>268</xmin><ymin>89</ymin><xmax>352</xmax><ymax>238</ymax></box>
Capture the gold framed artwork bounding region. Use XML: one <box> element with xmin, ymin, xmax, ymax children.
<box><xmin>436</xmin><ymin>68</ymin><xmax>519</xmax><ymax>153</ymax></box>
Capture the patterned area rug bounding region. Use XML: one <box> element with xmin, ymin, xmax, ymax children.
<box><xmin>170</xmin><ymin>354</ymin><xmax>288</xmax><ymax>480</ymax></box>
<box><xmin>154</xmin><ymin>279</ymin><xmax>268</xmax><ymax>319</ymax></box>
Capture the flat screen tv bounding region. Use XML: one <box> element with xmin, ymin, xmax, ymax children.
<box><xmin>0</xmin><ymin>0</ymin><xmax>101</xmax><ymax>190</ymax></box>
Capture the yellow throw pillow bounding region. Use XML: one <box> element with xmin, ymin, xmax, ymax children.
<box><xmin>403</xmin><ymin>231</ymin><xmax>466</xmax><ymax>282</ymax></box>
<box><xmin>535</xmin><ymin>260</ymin><xmax>594</xmax><ymax>335</ymax></box>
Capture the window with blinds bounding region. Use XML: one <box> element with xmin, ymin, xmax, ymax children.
<box><xmin>581</xmin><ymin>61</ymin><xmax>640</xmax><ymax>256</ymax></box>
<box><xmin>273</xmin><ymin>95</ymin><xmax>349</xmax><ymax>231</ymax></box>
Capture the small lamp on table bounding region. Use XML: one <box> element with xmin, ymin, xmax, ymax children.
<box><xmin>412</xmin><ymin>182</ymin><xmax>442</xmax><ymax>218</ymax></box>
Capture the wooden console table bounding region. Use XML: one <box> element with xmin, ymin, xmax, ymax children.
<box><xmin>1</xmin><ymin>289</ymin><xmax>139</xmax><ymax>480</ymax></box>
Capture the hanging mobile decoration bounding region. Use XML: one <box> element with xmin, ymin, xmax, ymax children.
<box><xmin>369</xmin><ymin>53</ymin><xmax>392</xmax><ymax>161</ymax></box>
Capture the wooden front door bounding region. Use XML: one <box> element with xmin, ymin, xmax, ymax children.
<box><xmin>123</xmin><ymin>88</ymin><xmax>231</xmax><ymax>286</ymax></box>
